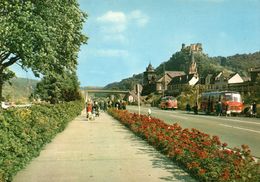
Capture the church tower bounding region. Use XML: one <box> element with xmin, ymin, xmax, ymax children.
<box><xmin>189</xmin><ymin>53</ymin><xmax>198</xmax><ymax>75</ymax></box>
<box><xmin>143</xmin><ymin>62</ymin><xmax>156</xmax><ymax>85</ymax></box>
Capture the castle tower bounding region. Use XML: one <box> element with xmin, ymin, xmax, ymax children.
<box><xmin>189</xmin><ymin>53</ymin><xmax>198</xmax><ymax>75</ymax></box>
<box><xmin>143</xmin><ymin>62</ymin><xmax>156</xmax><ymax>85</ymax></box>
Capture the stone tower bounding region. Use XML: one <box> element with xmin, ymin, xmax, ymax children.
<box><xmin>143</xmin><ymin>62</ymin><xmax>156</xmax><ymax>85</ymax></box>
<box><xmin>189</xmin><ymin>53</ymin><xmax>198</xmax><ymax>75</ymax></box>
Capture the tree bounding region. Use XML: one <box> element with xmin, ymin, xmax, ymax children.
<box><xmin>34</xmin><ymin>71</ymin><xmax>82</xmax><ymax>104</ymax></box>
<box><xmin>0</xmin><ymin>0</ymin><xmax>87</xmax><ymax>103</ymax></box>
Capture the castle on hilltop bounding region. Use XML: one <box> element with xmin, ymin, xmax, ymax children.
<box><xmin>140</xmin><ymin>43</ymin><xmax>253</xmax><ymax>97</ymax></box>
<box><xmin>181</xmin><ymin>43</ymin><xmax>203</xmax><ymax>54</ymax></box>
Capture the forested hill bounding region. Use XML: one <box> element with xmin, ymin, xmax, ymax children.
<box><xmin>3</xmin><ymin>77</ymin><xmax>38</xmax><ymax>102</ymax></box>
<box><xmin>217</xmin><ymin>51</ymin><xmax>260</xmax><ymax>76</ymax></box>
<box><xmin>105</xmin><ymin>51</ymin><xmax>260</xmax><ymax>90</ymax></box>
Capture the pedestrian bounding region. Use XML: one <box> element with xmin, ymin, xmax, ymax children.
<box><xmin>86</xmin><ymin>102</ymin><xmax>92</xmax><ymax>120</ymax></box>
<box><xmin>148</xmin><ymin>108</ymin><xmax>152</xmax><ymax>120</ymax></box>
<box><xmin>252</xmin><ymin>102</ymin><xmax>257</xmax><ymax>117</ymax></box>
<box><xmin>207</xmin><ymin>97</ymin><xmax>211</xmax><ymax>114</ymax></box>
<box><xmin>193</xmin><ymin>102</ymin><xmax>198</xmax><ymax>115</ymax></box>
<box><xmin>186</xmin><ymin>103</ymin><xmax>191</xmax><ymax>113</ymax></box>
<box><xmin>216</xmin><ymin>101</ymin><xmax>222</xmax><ymax>116</ymax></box>
<box><xmin>122</xmin><ymin>101</ymin><xmax>126</xmax><ymax>110</ymax></box>
<box><xmin>104</xmin><ymin>101</ymin><xmax>107</xmax><ymax>111</ymax></box>
<box><xmin>225</xmin><ymin>104</ymin><xmax>231</xmax><ymax>117</ymax></box>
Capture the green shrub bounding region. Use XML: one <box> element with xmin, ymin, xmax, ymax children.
<box><xmin>0</xmin><ymin>100</ymin><xmax>84</xmax><ymax>182</ymax></box>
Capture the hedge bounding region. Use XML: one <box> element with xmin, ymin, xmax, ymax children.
<box><xmin>108</xmin><ymin>109</ymin><xmax>260</xmax><ymax>182</ymax></box>
<box><xmin>0</xmin><ymin>100</ymin><xmax>84</xmax><ymax>182</ymax></box>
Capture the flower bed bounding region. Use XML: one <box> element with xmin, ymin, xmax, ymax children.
<box><xmin>108</xmin><ymin>109</ymin><xmax>260</xmax><ymax>181</ymax></box>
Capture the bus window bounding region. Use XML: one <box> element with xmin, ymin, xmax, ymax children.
<box><xmin>224</xmin><ymin>93</ymin><xmax>232</xmax><ymax>101</ymax></box>
<box><xmin>232</xmin><ymin>93</ymin><xmax>241</xmax><ymax>102</ymax></box>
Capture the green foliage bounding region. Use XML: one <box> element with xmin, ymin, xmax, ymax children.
<box><xmin>0</xmin><ymin>100</ymin><xmax>84</xmax><ymax>182</ymax></box>
<box><xmin>177</xmin><ymin>86</ymin><xmax>198</xmax><ymax>110</ymax></box>
<box><xmin>34</xmin><ymin>71</ymin><xmax>82</xmax><ymax>104</ymax></box>
<box><xmin>223</xmin><ymin>52</ymin><xmax>260</xmax><ymax>76</ymax></box>
<box><xmin>0</xmin><ymin>0</ymin><xmax>87</xmax><ymax>101</ymax></box>
<box><xmin>105</xmin><ymin>74</ymin><xmax>142</xmax><ymax>90</ymax></box>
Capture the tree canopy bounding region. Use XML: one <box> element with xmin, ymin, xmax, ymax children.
<box><xmin>34</xmin><ymin>71</ymin><xmax>82</xmax><ymax>104</ymax></box>
<box><xmin>0</xmin><ymin>0</ymin><xmax>87</xmax><ymax>101</ymax></box>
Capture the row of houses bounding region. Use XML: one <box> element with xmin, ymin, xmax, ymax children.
<box><xmin>141</xmin><ymin>44</ymin><xmax>260</xmax><ymax>97</ymax></box>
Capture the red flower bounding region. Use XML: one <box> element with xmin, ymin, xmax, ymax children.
<box><xmin>221</xmin><ymin>168</ymin><xmax>230</xmax><ymax>181</ymax></box>
<box><xmin>198</xmin><ymin>168</ymin><xmax>206</xmax><ymax>175</ymax></box>
<box><xmin>222</xmin><ymin>142</ymin><xmax>228</xmax><ymax>148</ymax></box>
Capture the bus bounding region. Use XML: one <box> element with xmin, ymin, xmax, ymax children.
<box><xmin>159</xmin><ymin>96</ymin><xmax>178</xmax><ymax>110</ymax></box>
<box><xmin>201</xmin><ymin>91</ymin><xmax>243</xmax><ymax>115</ymax></box>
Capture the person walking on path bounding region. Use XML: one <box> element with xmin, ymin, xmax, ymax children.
<box><xmin>148</xmin><ymin>108</ymin><xmax>152</xmax><ymax>120</ymax></box>
<box><xmin>186</xmin><ymin>103</ymin><xmax>191</xmax><ymax>113</ymax></box>
<box><xmin>252</xmin><ymin>102</ymin><xmax>257</xmax><ymax>117</ymax></box>
<box><xmin>193</xmin><ymin>102</ymin><xmax>198</xmax><ymax>115</ymax></box>
<box><xmin>216</xmin><ymin>101</ymin><xmax>222</xmax><ymax>116</ymax></box>
<box><xmin>86</xmin><ymin>102</ymin><xmax>92</xmax><ymax>120</ymax></box>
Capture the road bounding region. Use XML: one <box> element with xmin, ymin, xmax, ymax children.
<box><xmin>127</xmin><ymin>105</ymin><xmax>260</xmax><ymax>158</ymax></box>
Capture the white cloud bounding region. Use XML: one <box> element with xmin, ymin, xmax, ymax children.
<box><xmin>96</xmin><ymin>49</ymin><xmax>129</xmax><ymax>57</ymax></box>
<box><xmin>103</xmin><ymin>34</ymin><xmax>128</xmax><ymax>44</ymax></box>
<box><xmin>100</xmin><ymin>24</ymin><xmax>126</xmax><ymax>34</ymax></box>
<box><xmin>96</xmin><ymin>10</ymin><xmax>149</xmax><ymax>44</ymax></box>
<box><xmin>97</xmin><ymin>11</ymin><xmax>126</xmax><ymax>24</ymax></box>
<box><xmin>129</xmin><ymin>10</ymin><xmax>149</xmax><ymax>27</ymax></box>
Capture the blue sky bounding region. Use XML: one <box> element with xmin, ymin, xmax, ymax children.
<box><xmin>12</xmin><ymin>0</ymin><xmax>260</xmax><ymax>87</ymax></box>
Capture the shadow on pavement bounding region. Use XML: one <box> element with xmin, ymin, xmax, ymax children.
<box><xmin>113</xmin><ymin>122</ymin><xmax>196</xmax><ymax>182</ymax></box>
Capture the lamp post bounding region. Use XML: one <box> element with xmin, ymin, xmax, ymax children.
<box><xmin>163</xmin><ymin>62</ymin><xmax>166</xmax><ymax>97</ymax></box>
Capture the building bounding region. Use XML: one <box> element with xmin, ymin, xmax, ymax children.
<box><xmin>168</xmin><ymin>74</ymin><xmax>199</xmax><ymax>95</ymax></box>
<box><xmin>156</xmin><ymin>71</ymin><xmax>185</xmax><ymax>93</ymax></box>
<box><xmin>142</xmin><ymin>63</ymin><xmax>157</xmax><ymax>95</ymax></box>
<box><xmin>213</xmin><ymin>72</ymin><xmax>244</xmax><ymax>90</ymax></box>
<box><xmin>143</xmin><ymin>63</ymin><xmax>156</xmax><ymax>85</ymax></box>
<box><xmin>181</xmin><ymin>43</ymin><xmax>203</xmax><ymax>54</ymax></box>
<box><xmin>249</xmin><ymin>67</ymin><xmax>260</xmax><ymax>83</ymax></box>
<box><xmin>167</xmin><ymin>50</ymin><xmax>199</xmax><ymax>95</ymax></box>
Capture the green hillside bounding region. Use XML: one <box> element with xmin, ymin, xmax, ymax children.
<box><xmin>3</xmin><ymin>77</ymin><xmax>38</xmax><ymax>102</ymax></box>
<box><xmin>105</xmin><ymin>50</ymin><xmax>260</xmax><ymax>90</ymax></box>
<box><xmin>104</xmin><ymin>74</ymin><xmax>143</xmax><ymax>90</ymax></box>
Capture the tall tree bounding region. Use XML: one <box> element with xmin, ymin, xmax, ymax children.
<box><xmin>34</xmin><ymin>71</ymin><xmax>82</xmax><ymax>104</ymax></box>
<box><xmin>0</xmin><ymin>0</ymin><xmax>87</xmax><ymax>102</ymax></box>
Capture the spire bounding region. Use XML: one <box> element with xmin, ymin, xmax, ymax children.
<box><xmin>146</xmin><ymin>62</ymin><xmax>154</xmax><ymax>72</ymax></box>
<box><xmin>189</xmin><ymin>52</ymin><xmax>197</xmax><ymax>74</ymax></box>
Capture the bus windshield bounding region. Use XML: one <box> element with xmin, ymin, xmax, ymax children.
<box><xmin>224</xmin><ymin>93</ymin><xmax>241</xmax><ymax>102</ymax></box>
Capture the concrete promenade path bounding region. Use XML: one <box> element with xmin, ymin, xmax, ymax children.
<box><xmin>13</xmin><ymin>111</ymin><xmax>195</xmax><ymax>182</ymax></box>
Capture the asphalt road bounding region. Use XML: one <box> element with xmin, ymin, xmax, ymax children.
<box><xmin>127</xmin><ymin>106</ymin><xmax>260</xmax><ymax>158</ymax></box>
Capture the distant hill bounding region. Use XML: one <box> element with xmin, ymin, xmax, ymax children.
<box><xmin>215</xmin><ymin>51</ymin><xmax>260</xmax><ymax>76</ymax></box>
<box><xmin>105</xmin><ymin>49</ymin><xmax>260</xmax><ymax>91</ymax></box>
<box><xmin>3</xmin><ymin>77</ymin><xmax>38</xmax><ymax>102</ymax></box>
<box><xmin>104</xmin><ymin>74</ymin><xmax>143</xmax><ymax>90</ymax></box>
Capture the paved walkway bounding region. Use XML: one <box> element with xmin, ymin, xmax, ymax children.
<box><xmin>13</xmin><ymin>111</ymin><xmax>195</xmax><ymax>182</ymax></box>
